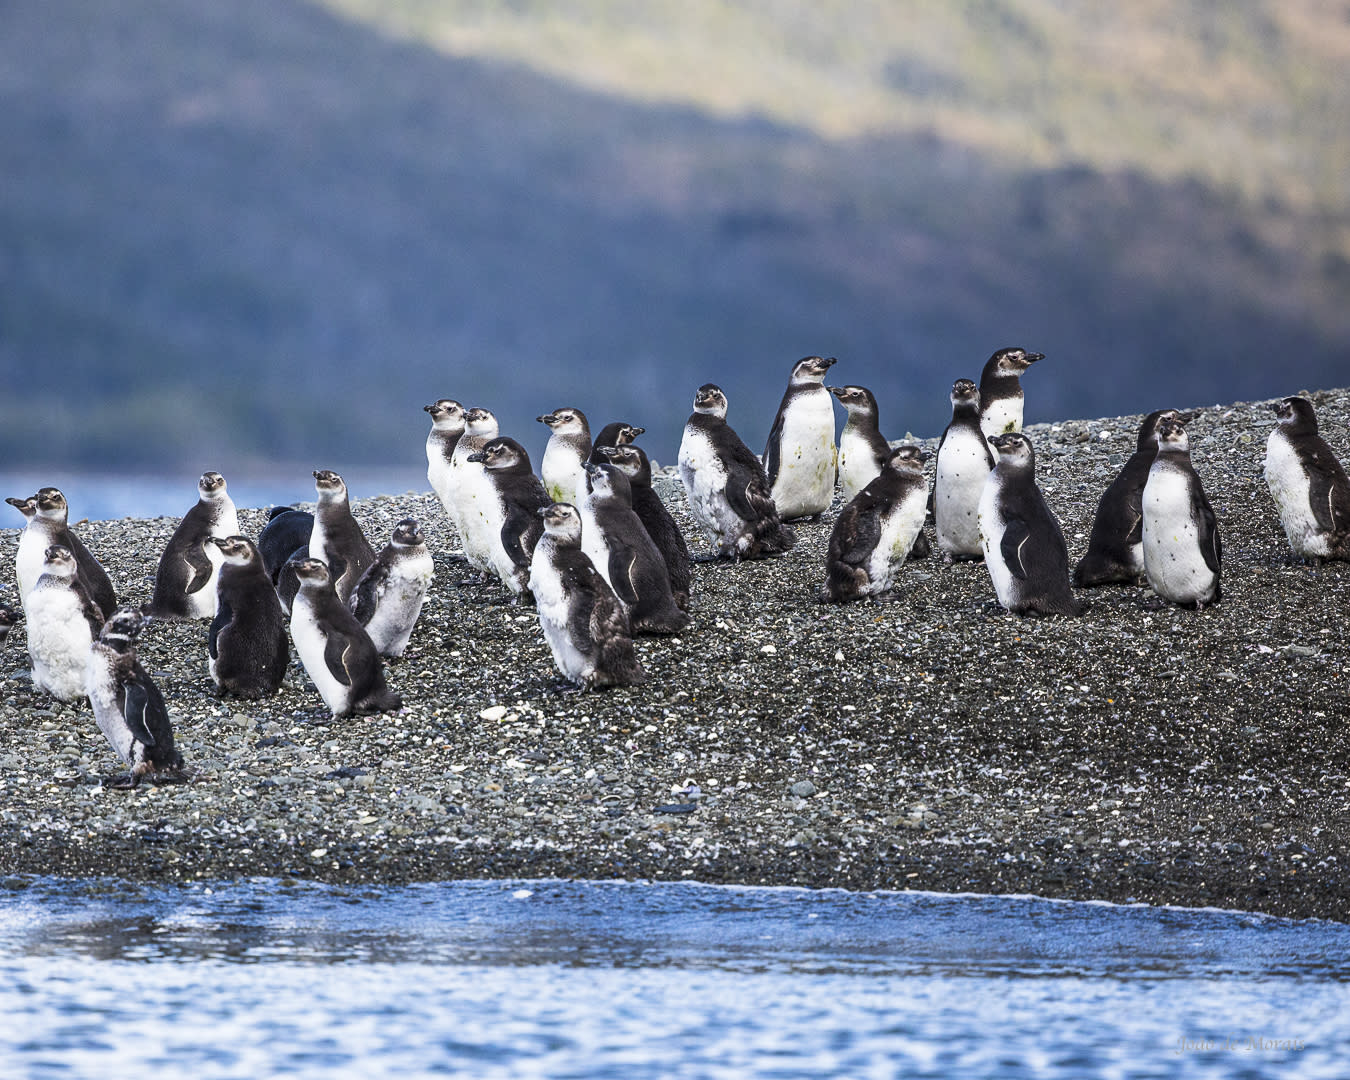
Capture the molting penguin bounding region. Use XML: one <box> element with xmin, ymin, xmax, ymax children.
<box><xmin>425</xmin><ymin>398</ymin><xmax>467</xmax><ymax>543</ymax></box>
<box><xmin>933</xmin><ymin>379</ymin><xmax>995</xmax><ymax>561</ymax></box>
<box><xmin>25</xmin><ymin>545</ymin><xmax>104</xmax><ymax>700</ymax></box>
<box><xmin>86</xmin><ymin>607</ymin><xmax>184</xmax><ymax>786</ymax></box>
<box><xmin>978</xmin><ymin>347</ymin><xmax>1043</xmax><ymax>441</ymax></box>
<box><xmin>821</xmin><ymin>446</ymin><xmax>930</xmax><ymax>603</ymax></box>
<box><xmin>580</xmin><ymin>462</ymin><xmax>689</xmax><ymax>634</ymax></box>
<box><xmin>765</xmin><ymin>356</ymin><xmax>838</xmax><ymax>519</ymax></box>
<box><xmin>13</xmin><ymin>488</ymin><xmax>117</xmax><ymax>619</ymax></box>
<box><xmin>594</xmin><ymin>444</ymin><xmax>692</xmax><ymax>611</ymax></box>
<box><xmin>258</xmin><ymin>506</ymin><xmax>314</xmax><ymax>615</ymax></box>
<box><xmin>349</xmin><ymin>518</ymin><xmax>435</xmax><ymax>656</ymax></box>
<box><xmin>528</xmin><ymin>503</ymin><xmax>645</xmax><ymax>690</ymax></box>
<box><xmin>1264</xmin><ymin>396</ymin><xmax>1350</xmax><ymax>563</ymax></box>
<box><xmin>287</xmin><ymin>558</ymin><xmax>402</xmax><ymax>718</ymax></box>
<box><xmin>1074</xmin><ymin>409</ymin><xmax>1195</xmax><ymax>586</ymax></box>
<box><xmin>537</xmin><ymin>407</ymin><xmax>592</xmax><ymax>504</ymax></box>
<box><xmin>208</xmin><ymin>536</ymin><xmax>290</xmax><ymax>699</ymax></box>
<box><xmin>978</xmin><ymin>433</ymin><xmax>1082</xmax><ymax>617</ymax></box>
<box><xmin>144</xmin><ymin>471</ymin><xmax>239</xmax><ymax>620</ymax></box>
<box><xmin>678</xmin><ymin>384</ymin><xmax>795</xmax><ymax>560</ymax></box>
<box><xmin>449</xmin><ymin>407</ymin><xmax>502</xmax><ymax>576</ymax></box>
<box><xmin>1142</xmin><ymin>417</ymin><xmax>1221</xmax><ymax>609</ymax></box>
<box><xmin>310</xmin><ymin>470</ymin><xmax>377</xmax><ymax>605</ymax></box>
<box><xmin>465</xmin><ymin>437</ymin><xmax>550</xmax><ymax>597</ymax></box>
<box><xmin>587</xmin><ymin>422</ymin><xmax>645</xmax><ymax>464</ymax></box>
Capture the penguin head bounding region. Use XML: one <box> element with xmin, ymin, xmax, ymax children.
<box><xmin>1137</xmin><ymin>408</ymin><xmax>1199</xmax><ymax>450</ymax></box>
<box><xmin>989</xmin><ymin>432</ymin><xmax>1035</xmax><ymax>467</ymax></box>
<box><xmin>594</xmin><ymin>421</ymin><xmax>644</xmax><ymax>447</ymax></box>
<box><xmin>1155</xmin><ymin>417</ymin><xmax>1190</xmax><ymax>452</ymax></box>
<box><xmin>827</xmin><ymin>385</ymin><xmax>878</xmax><ymax>415</ymax></box>
<box><xmin>288</xmin><ymin>557</ymin><xmax>332</xmax><ymax>587</ymax></box>
<box><xmin>1272</xmin><ymin>396</ymin><xmax>1318</xmax><ymax>434</ymax></box>
<box><xmin>692</xmin><ymin>384</ymin><xmax>728</xmax><ymax>418</ymax></box>
<box><xmin>99</xmin><ymin>605</ymin><xmax>145</xmax><ymax>649</ymax></box>
<box><xmin>582</xmin><ymin>462</ymin><xmax>632</xmax><ymax>505</ymax></box>
<box><xmin>41</xmin><ymin>544</ymin><xmax>78</xmax><ymax>578</ymax></box>
<box><xmin>468</xmin><ymin>437</ymin><xmax>531</xmax><ymax>473</ymax></box>
<box><xmin>537</xmin><ymin>408</ymin><xmax>589</xmax><ymax>437</ymax></box>
<box><xmin>885</xmin><ymin>445</ymin><xmax>927</xmax><ymax>475</ymax></box>
<box><xmin>950</xmin><ymin>379</ymin><xmax>980</xmax><ymax>407</ymax></box>
<box><xmin>390</xmin><ymin>519</ymin><xmax>425</xmax><ymax>548</ymax></box>
<box><xmin>210</xmin><ymin>535</ymin><xmax>260</xmax><ymax>567</ymax></box>
<box><xmin>34</xmin><ymin>488</ymin><xmax>70</xmax><ymax>521</ymax></box>
<box><xmin>463</xmin><ymin>408</ymin><xmax>499</xmax><ymax>437</ymax></box>
<box><xmin>791</xmin><ymin>356</ymin><xmax>837</xmax><ymax>385</ymax></box>
<box><xmin>594</xmin><ymin>444</ymin><xmax>651</xmax><ymax>486</ymax></box>
<box><xmin>198</xmin><ymin>471</ymin><xmax>228</xmax><ymax>498</ymax></box>
<box><xmin>312</xmin><ymin>470</ymin><xmax>347</xmax><ymax>500</ymax></box>
<box><xmin>985</xmin><ymin>347</ymin><xmax>1043</xmax><ymax>377</ymax></box>
<box><xmin>424</xmin><ymin>399</ymin><xmax>466</xmax><ymax>431</ymax></box>
<box><xmin>538</xmin><ymin>502</ymin><xmax>583</xmax><ymax>544</ymax></box>
<box><xmin>5</xmin><ymin>495</ymin><xmax>37</xmax><ymax>521</ymax></box>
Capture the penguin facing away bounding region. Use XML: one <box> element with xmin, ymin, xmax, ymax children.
<box><xmin>310</xmin><ymin>470</ymin><xmax>377</xmax><ymax>605</ymax></box>
<box><xmin>978</xmin><ymin>347</ymin><xmax>1043</xmax><ymax>441</ymax></box>
<box><xmin>765</xmin><ymin>355</ymin><xmax>839</xmax><ymax>520</ymax></box>
<box><xmin>349</xmin><ymin>518</ymin><xmax>435</xmax><ymax>657</ymax></box>
<box><xmin>465</xmin><ymin>437</ymin><xmax>550</xmax><ymax>596</ymax></box>
<box><xmin>25</xmin><ymin>544</ymin><xmax>105</xmax><ymax>701</ymax></box>
<box><xmin>258</xmin><ymin>506</ymin><xmax>314</xmax><ymax>616</ymax></box>
<box><xmin>144</xmin><ymin>471</ymin><xmax>239</xmax><ymax>621</ymax></box>
<box><xmin>13</xmin><ymin>488</ymin><xmax>117</xmax><ymax>620</ymax></box>
<box><xmin>933</xmin><ymin>378</ymin><xmax>995</xmax><ymax>561</ymax></box>
<box><xmin>594</xmin><ymin>443</ymin><xmax>692</xmax><ymax>611</ymax></box>
<box><xmin>1142</xmin><ymin>418</ymin><xmax>1221</xmax><ymax>609</ymax></box>
<box><xmin>1264</xmin><ymin>396</ymin><xmax>1350</xmax><ymax>563</ymax></box>
<box><xmin>537</xmin><ymin>407</ymin><xmax>592</xmax><ymax>504</ymax></box>
<box><xmin>208</xmin><ymin>535</ymin><xmax>290</xmax><ymax>699</ymax></box>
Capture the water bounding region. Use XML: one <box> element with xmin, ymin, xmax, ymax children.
<box><xmin>1</xmin><ymin>879</ymin><xmax>1346</xmax><ymax>1078</ymax></box>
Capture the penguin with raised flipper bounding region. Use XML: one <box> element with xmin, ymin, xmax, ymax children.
<box><xmin>1264</xmin><ymin>396</ymin><xmax>1350</xmax><ymax>564</ymax></box>
<box><xmin>764</xmin><ymin>356</ymin><xmax>838</xmax><ymax>520</ymax></box>
<box><xmin>1142</xmin><ymin>417</ymin><xmax>1221</xmax><ymax>609</ymax></box>
<box><xmin>208</xmin><ymin>536</ymin><xmax>290</xmax><ymax>699</ymax></box>
<box><xmin>144</xmin><ymin>471</ymin><xmax>239</xmax><ymax>621</ymax></box>
<box><xmin>349</xmin><ymin>518</ymin><xmax>435</xmax><ymax>656</ymax></box>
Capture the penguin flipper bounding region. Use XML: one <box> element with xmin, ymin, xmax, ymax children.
<box><xmin>121</xmin><ymin>682</ymin><xmax>158</xmax><ymax>748</ymax></box>
<box><xmin>322</xmin><ymin>626</ymin><xmax>359</xmax><ymax>687</ymax></box>
<box><xmin>1305</xmin><ymin>449</ymin><xmax>1350</xmax><ymax>533</ymax></box>
<box><xmin>1197</xmin><ymin>493</ymin><xmax>1222</xmax><ymax>577</ymax></box>
<box><xmin>183</xmin><ymin>541</ymin><xmax>215</xmax><ymax>595</ymax></box>
<box><xmin>763</xmin><ymin>400</ymin><xmax>788</xmax><ymax>486</ymax></box>
<box><xmin>832</xmin><ymin>498</ymin><xmax>884</xmax><ymax>569</ymax></box>
<box><xmin>349</xmin><ymin>563</ymin><xmax>388</xmax><ymax>625</ymax></box>
<box><xmin>1000</xmin><ymin>519</ymin><xmax>1032</xmax><ymax>581</ymax></box>
<box><xmin>606</xmin><ymin>544</ymin><xmax>642</xmax><ymax>609</ymax></box>
<box><xmin>502</xmin><ymin>504</ymin><xmax>544</xmax><ymax>572</ymax></box>
<box><xmin>208</xmin><ymin>600</ymin><xmax>232</xmax><ymax>660</ymax></box>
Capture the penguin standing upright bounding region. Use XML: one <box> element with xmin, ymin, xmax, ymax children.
<box><xmin>764</xmin><ymin>356</ymin><xmax>838</xmax><ymax>520</ymax></box>
<box><xmin>11</xmin><ymin>488</ymin><xmax>117</xmax><ymax>619</ymax></box>
<box><xmin>933</xmin><ymin>379</ymin><xmax>995</xmax><ymax>561</ymax></box>
<box><xmin>978</xmin><ymin>347</ymin><xmax>1043</xmax><ymax>441</ymax></box>
<box><xmin>587</xmin><ymin>422</ymin><xmax>645</xmax><ymax>464</ymax></box>
<box><xmin>144</xmin><ymin>471</ymin><xmax>239</xmax><ymax>620</ymax></box>
<box><xmin>465</xmin><ymin>437</ymin><xmax>550</xmax><ymax>596</ymax></box>
<box><xmin>679</xmin><ymin>384</ymin><xmax>795</xmax><ymax>560</ymax></box>
<box><xmin>86</xmin><ymin>607</ymin><xmax>184</xmax><ymax>786</ymax></box>
<box><xmin>1264</xmin><ymin>396</ymin><xmax>1350</xmax><ymax>563</ymax></box>
<box><xmin>594</xmin><ymin>444</ymin><xmax>692</xmax><ymax>610</ymax></box>
<box><xmin>537</xmin><ymin>407</ymin><xmax>592</xmax><ymax>504</ymax></box>
<box><xmin>349</xmin><ymin>518</ymin><xmax>435</xmax><ymax>656</ymax></box>
<box><xmin>829</xmin><ymin>385</ymin><xmax>891</xmax><ymax>503</ymax></box>
<box><xmin>425</xmin><ymin>399</ymin><xmax>467</xmax><ymax>543</ymax></box>
<box><xmin>258</xmin><ymin>506</ymin><xmax>314</xmax><ymax>615</ymax></box>
<box><xmin>449</xmin><ymin>407</ymin><xmax>502</xmax><ymax>576</ymax></box>
<box><xmin>310</xmin><ymin>470</ymin><xmax>377</xmax><ymax>605</ymax></box>
<box><xmin>25</xmin><ymin>545</ymin><xmax>105</xmax><ymax>700</ymax></box>
<box><xmin>208</xmin><ymin>536</ymin><xmax>290</xmax><ymax>699</ymax></box>
<box><xmin>1142</xmin><ymin>417</ymin><xmax>1221</xmax><ymax>609</ymax></box>
<box><xmin>978</xmin><ymin>433</ymin><xmax>1082</xmax><ymax>617</ymax></box>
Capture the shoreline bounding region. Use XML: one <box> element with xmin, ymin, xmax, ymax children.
<box><xmin>2</xmin><ymin>391</ymin><xmax>1348</xmax><ymax>922</ymax></box>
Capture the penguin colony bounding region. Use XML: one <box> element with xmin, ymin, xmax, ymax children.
<box><xmin>3</xmin><ymin>347</ymin><xmax>1347</xmax><ymax>788</ymax></box>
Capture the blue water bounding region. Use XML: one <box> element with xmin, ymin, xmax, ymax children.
<box><xmin>1</xmin><ymin>879</ymin><xmax>1346</xmax><ymax>1079</ymax></box>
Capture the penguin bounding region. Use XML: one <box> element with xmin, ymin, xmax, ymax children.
<box><xmin>85</xmin><ymin>606</ymin><xmax>185</xmax><ymax>786</ymax></box>
<box><xmin>820</xmin><ymin>446</ymin><xmax>930</xmax><ymax>603</ymax></box>
<box><xmin>594</xmin><ymin>444</ymin><xmax>692</xmax><ymax>610</ymax></box>
<box><xmin>829</xmin><ymin>385</ymin><xmax>890</xmax><ymax>503</ymax></box>
<box><xmin>1142</xmin><ymin>417</ymin><xmax>1221</xmax><ymax>609</ymax></box>
<box><xmin>587</xmin><ymin>422</ymin><xmax>645</xmax><ymax>464</ymax></box>
<box><xmin>12</xmin><ymin>488</ymin><xmax>117</xmax><ymax>619</ymax></box>
<box><xmin>934</xmin><ymin>378</ymin><xmax>996</xmax><ymax>561</ymax></box>
<box><xmin>0</xmin><ymin>604</ymin><xmax>18</xmax><ymax>647</ymax></box>
<box><xmin>349</xmin><ymin>518</ymin><xmax>435</xmax><ymax>656</ymax></box>
<box><xmin>424</xmin><ymin>399</ymin><xmax>467</xmax><ymax>544</ymax></box>
<box><xmin>1073</xmin><ymin>409</ymin><xmax>1195</xmax><ymax>586</ymax></box>
<box><xmin>258</xmin><ymin>506</ymin><xmax>314</xmax><ymax>615</ymax></box>
<box><xmin>4</xmin><ymin>495</ymin><xmax>37</xmax><ymax>599</ymax></box>
<box><xmin>287</xmin><ymin>558</ymin><xmax>402</xmax><ymax>718</ymax></box>
<box><xmin>464</xmin><ymin>437</ymin><xmax>550</xmax><ymax>596</ymax></box>
<box><xmin>536</xmin><ymin>407</ymin><xmax>592</xmax><ymax>504</ymax></box>
<box><xmin>678</xmin><ymin>384</ymin><xmax>796</xmax><ymax>560</ymax></box>
<box><xmin>528</xmin><ymin>503</ymin><xmax>645</xmax><ymax>690</ymax></box>
<box><xmin>25</xmin><ymin>545</ymin><xmax>104</xmax><ymax>700</ymax></box>
<box><xmin>207</xmin><ymin>535</ymin><xmax>290</xmax><ymax>699</ymax></box>
<box><xmin>144</xmin><ymin>471</ymin><xmax>239</xmax><ymax>621</ymax></box>
<box><xmin>1264</xmin><ymin>396</ymin><xmax>1350</xmax><ymax>563</ymax></box>
<box><xmin>978</xmin><ymin>433</ymin><xmax>1082</xmax><ymax>617</ymax></box>
<box><xmin>764</xmin><ymin>355</ymin><xmax>839</xmax><ymax>520</ymax></box>
<box><xmin>310</xmin><ymin>470</ymin><xmax>377</xmax><ymax>605</ymax></box>
<box><xmin>579</xmin><ymin>462</ymin><xmax>689</xmax><ymax>635</ymax></box>
<box><xmin>978</xmin><ymin>347</ymin><xmax>1043</xmax><ymax>441</ymax></box>
<box><xmin>449</xmin><ymin>407</ymin><xmax>502</xmax><ymax>576</ymax></box>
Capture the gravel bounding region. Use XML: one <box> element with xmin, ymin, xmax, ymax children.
<box><xmin>1</xmin><ymin>390</ymin><xmax>1348</xmax><ymax>922</ymax></box>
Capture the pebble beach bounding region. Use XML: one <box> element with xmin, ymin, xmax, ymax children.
<box><xmin>1</xmin><ymin>391</ymin><xmax>1347</xmax><ymax>922</ymax></box>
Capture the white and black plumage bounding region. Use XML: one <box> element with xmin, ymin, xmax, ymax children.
<box><xmin>829</xmin><ymin>385</ymin><xmax>890</xmax><ymax>503</ymax></box>
<box><xmin>0</xmin><ymin>604</ymin><xmax>18</xmax><ymax>647</ymax></box>
<box><xmin>86</xmin><ymin>607</ymin><xmax>184</xmax><ymax>786</ymax></box>
<box><xmin>465</xmin><ymin>437</ymin><xmax>550</xmax><ymax>596</ymax></box>
<box><xmin>25</xmin><ymin>545</ymin><xmax>104</xmax><ymax>700</ymax></box>
<box><xmin>257</xmin><ymin>506</ymin><xmax>314</xmax><ymax>615</ymax></box>
<box><xmin>580</xmin><ymin>463</ymin><xmax>689</xmax><ymax>635</ymax></box>
<box><xmin>1264</xmin><ymin>396</ymin><xmax>1350</xmax><ymax>563</ymax></box>
<box><xmin>978</xmin><ymin>433</ymin><xmax>1082</xmax><ymax>617</ymax></box>
<box><xmin>586</xmin><ymin>422</ymin><xmax>645</xmax><ymax>464</ymax></box>
<box><xmin>933</xmin><ymin>378</ymin><xmax>995</xmax><ymax>561</ymax></box>
<box><xmin>144</xmin><ymin>471</ymin><xmax>239</xmax><ymax>620</ymax></box>
<box><xmin>424</xmin><ymin>398</ymin><xmax>467</xmax><ymax>544</ymax></box>
<box><xmin>310</xmin><ymin>470</ymin><xmax>377</xmax><ymax>605</ymax></box>
<box><xmin>678</xmin><ymin>384</ymin><xmax>795</xmax><ymax>560</ymax></box>
<box><xmin>764</xmin><ymin>356</ymin><xmax>838</xmax><ymax>520</ymax></box>
<box><xmin>537</xmin><ymin>407</ymin><xmax>592</xmax><ymax>504</ymax></box>
<box><xmin>207</xmin><ymin>536</ymin><xmax>290</xmax><ymax>699</ymax></box>
<box><xmin>978</xmin><ymin>347</ymin><xmax>1043</xmax><ymax>441</ymax></box>
<box><xmin>287</xmin><ymin>558</ymin><xmax>402</xmax><ymax>718</ymax></box>
<box><xmin>349</xmin><ymin>518</ymin><xmax>435</xmax><ymax>656</ymax></box>
<box><xmin>528</xmin><ymin>503</ymin><xmax>644</xmax><ymax>690</ymax></box>
<box><xmin>11</xmin><ymin>488</ymin><xmax>117</xmax><ymax>620</ymax></box>
<box><xmin>1074</xmin><ymin>409</ymin><xmax>1195</xmax><ymax>586</ymax></box>
<box><xmin>1142</xmin><ymin>418</ymin><xmax>1221</xmax><ymax>609</ymax></box>
<box><xmin>449</xmin><ymin>407</ymin><xmax>502</xmax><ymax>576</ymax></box>
<box><xmin>594</xmin><ymin>444</ymin><xmax>692</xmax><ymax>611</ymax></box>
<box><xmin>821</xmin><ymin>446</ymin><xmax>930</xmax><ymax>603</ymax></box>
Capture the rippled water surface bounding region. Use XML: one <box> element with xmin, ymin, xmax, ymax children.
<box><xmin>1</xmin><ymin>878</ymin><xmax>1347</xmax><ymax>1078</ymax></box>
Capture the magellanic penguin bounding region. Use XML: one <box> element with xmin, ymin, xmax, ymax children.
<box><xmin>310</xmin><ymin>470</ymin><xmax>377</xmax><ymax>605</ymax></box>
<box><xmin>537</xmin><ymin>407</ymin><xmax>592</xmax><ymax>504</ymax></box>
<box><xmin>0</xmin><ymin>604</ymin><xmax>18</xmax><ymax>648</ymax></box>
<box><xmin>25</xmin><ymin>545</ymin><xmax>105</xmax><ymax>700</ymax></box>
<box><xmin>978</xmin><ymin>433</ymin><xmax>1083</xmax><ymax>617</ymax></box>
<box><xmin>449</xmin><ymin>407</ymin><xmax>502</xmax><ymax>576</ymax></box>
<box><xmin>829</xmin><ymin>385</ymin><xmax>890</xmax><ymax>503</ymax></box>
<box><xmin>765</xmin><ymin>356</ymin><xmax>839</xmax><ymax>519</ymax></box>
<box><xmin>933</xmin><ymin>379</ymin><xmax>995</xmax><ymax>561</ymax></box>
<box><xmin>1142</xmin><ymin>417</ymin><xmax>1221</xmax><ymax>609</ymax></box>
<box><xmin>349</xmin><ymin>518</ymin><xmax>435</xmax><ymax>656</ymax></box>
<box><xmin>287</xmin><ymin>558</ymin><xmax>402</xmax><ymax>718</ymax></box>
<box><xmin>208</xmin><ymin>536</ymin><xmax>290</xmax><ymax>699</ymax></box>
<box><xmin>978</xmin><ymin>347</ymin><xmax>1043</xmax><ymax>441</ymax></box>
<box><xmin>86</xmin><ymin>606</ymin><xmax>185</xmax><ymax>787</ymax></box>
<box><xmin>587</xmin><ymin>422</ymin><xmax>645</xmax><ymax>464</ymax></box>
<box><xmin>594</xmin><ymin>444</ymin><xmax>692</xmax><ymax>611</ymax></box>
<box><xmin>580</xmin><ymin>463</ymin><xmax>690</xmax><ymax>634</ymax></box>
<box><xmin>1074</xmin><ymin>409</ymin><xmax>1196</xmax><ymax>586</ymax></box>
<box><xmin>465</xmin><ymin>437</ymin><xmax>550</xmax><ymax>597</ymax></box>
<box><xmin>528</xmin><ymin>503</ymin><xmax>645</xmax><ymax>690</ymax></box>
<box><xmin>11</xmin><ymin>488</ymin><xmax>117</xmax><ymax>620</ymax></box>
<box><xmin>144</xmin><ymin>471</ymin><xmax>240</xmax><ymax>620</ymax></box>
<box><xmin>258</xmin><ymin>505</ymin><xmax>314</xmax><ymax>615</ymax></box>
<box><xmin>425</xmin><ymin>398</ymin><xmax>467</xmax><ymax>545</ymax></box>
<box><xmin>678</xmin><ymin>384</ymin><xmax>796</xmax><ymax>560</ymax></box>
<box><xmin>821</xmin><ymin>446</ymin><xmax>930</xmax><ymax>603</ymax></box>
<box><xmin>1264</xmin><ymin>396</ymin><xmax>1350</xmax><ymax>563</ymax></box>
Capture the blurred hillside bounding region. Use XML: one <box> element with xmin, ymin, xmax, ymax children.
<box><xmin>2</xmin><ymin>0</ymin><xmax>1348</xmax><ymax>472</ymax></box>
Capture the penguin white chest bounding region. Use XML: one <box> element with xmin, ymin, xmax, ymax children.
<box><xmin>14</xmin><ymin>530</ymin><xmax>48</xmax><ymax>606</ymax></box>
<box><xmin>1263</xmin><ymin>430</ymin><xmax>1326</xmax><ymax>556</ymax></box>
<box><xmin>836</xmin><ymin>429</ymin><xmax>881</xmax><ymax>503</ymax></box>
<box><xmin>980</xmin><ymin>396</ymin><xmax>1023</xmax><ymax>440</ymax></box>
<box><xmin>678</xmin><ymin>427</ymin><xmax>733</xmax><ymax>543</ymax></box>
<box><xmin>289</xmin><ymin>602</ymin><xmax>351</xmax><ymax>714</ymax></box>
<box><xmin>577</xmin><ymin>497</ymin><xmax>614</xmax><ymax>590</ymax></box>
<box><xmin>1142</xmin><ymin>466</ymin><xmax>1217</xmax><ymax>604</ymax></box>
<box><xmin>25</xmin><ymin>588</ymin><xmax>93</xmax><ymax>700</ymax></box>
<box><xmin>363</xmin><ymin>556</ymin><xmax>434</xmax><ymax>656</ymax></box>
<box><xmin>85</xmin><ymin>651</ymin><xmax>136</xmax><ymax>766</ymax></box>
<box><xmin>977</xmin><ymin>479</ymin><xmax>1017</xmax><ymax>607</ymax></box>
<box><xmin>529</xmin><ymin>544</ymin><xmax>593</xmax><ymax>682</ymax></box>
<box><xmin>541</xmin><ymin>441</ymin><xmax>586</xmax><ymax>505</ymax></box>
<box><xmin>936</xmin><ymin>431</ymin><xmax>993</xmax><ymax>555</ymax></box>
<box><xmin>770</xmin><ymin>392</ymin><xmax>837</xmax><ymax>518</ymax></box>
<box><xmin>866</xmin><ymin>484</ymin><xmax>928</xmax><ymax>592</ymax></box>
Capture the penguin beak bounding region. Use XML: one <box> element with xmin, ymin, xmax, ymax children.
<box><xmin>466</xmin><ymin>452</ymin><xmax>486</xmax><ymax>463</ymax></box>
<box><xmin>536</xmin><ymin>414</ymin><xmax>555</xmax><ymax>425</ymax></box>
<box><xmin>1024</xmin><ymin>352</ymin><xmax>1044</xmax><ymax>364</ymax></box>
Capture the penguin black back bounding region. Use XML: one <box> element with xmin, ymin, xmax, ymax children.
<box><xmin>209</xmin><ymin>536</ymin><xmax>290</xmax><ymax>699</ymax></box>
<box><xmin>595</xmin><ymin>444</ymin><xmax>692</xmax><ymax>610</ymax></box>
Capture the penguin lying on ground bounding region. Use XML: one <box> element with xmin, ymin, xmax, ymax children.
<box><xmin>1142</xmin><ymin>417</ymin><xmax>1221</xmax><ymax>609</ymax></box>
<box><xmin>1264</xmin><ymin>396</ymin><xmax>1350</xmax><ymax>564</ymax></box>
<box><xmin>765</xmin><ymin>356</ymin><xmax>838</xmax><ymax>520</ymax></box>
<box><xmin>350</xmin><ymin>518</ymin><xmax>435</xmax><ymax>656</ymax></box>
<box><xmin>144</xmin><ymin>471</ymin><xmax>239</xmax><ymax>620</ymax></box>
<box><xmin>208</xmin><ymin>536</ymin><xmax>290</xmax><ymax>699</ymax></box>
